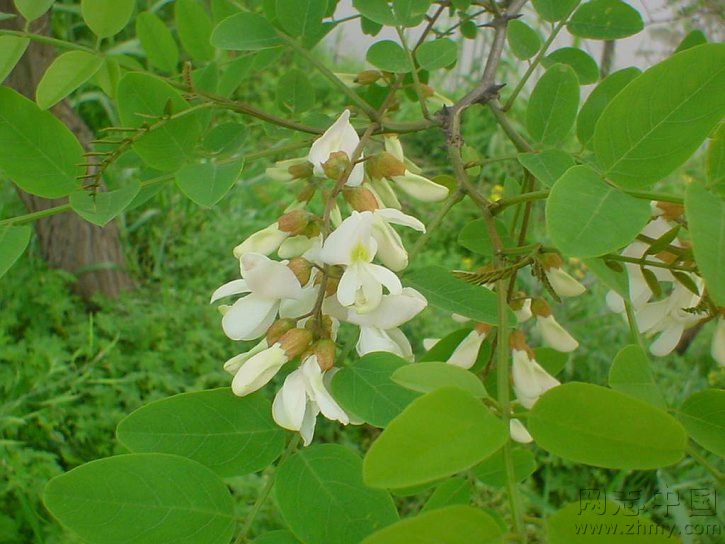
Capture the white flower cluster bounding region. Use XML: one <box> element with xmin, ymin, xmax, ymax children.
<box><xmin>212</xmin><ymin>111</ymin><xmax>447</xmax><ymax>445</ymax></box>
<box><xmin>606</xmin><ymin>211</ymin><xmax>723</xmax><ymax>365</ymax></box>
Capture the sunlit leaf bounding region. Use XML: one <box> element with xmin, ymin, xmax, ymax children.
<box><xmin>542</xmin><ymin>47</ymin><xmax>599</xmax><ymax>84</ymax></box>
<box><xmin>211</xmin><ymin>12</ymin><xmax>282</xmax><ymax>50</ymax></box>
<box><xmin>136</xmin><ymin>11</ymin><xmax>179</xmax><ymax>73</ymax></box>
<box><xmin>506</xmin><ymin>20</ymin><xmax>541</xmax><ymax>60</ymax></box>
<box><xmin>69</xmin><ymin>181</ymin><xmax>141</xmax><ymax>227</ymax></box>
<box><xmin>366</xmin><ymin>40</ymin><xmax>412</xmax><ymax>73</ymax></box>
<box><xmin>175</xmin><ymin>0</ymin><xmax>215</xmax><ymax>61</ymax></box>
<box><xmin>36</xmin><ymin>51</ymin><xmax>103</xmax><ymax>109</ymax></box>
<box><xmin>416</xmin><ymin>38</ymin><xmax>457</xmax><ymax>70</ymax></box>
<box><xmin>568</xmin><ymin>0</ymin><xmax>643</xmax><ymax>40</ymax></box>
<box><xmin>517</xmin><ymin>149</ymin><xmax>574</xmax><ymax>187</ymax></box>
<box><xmin>526</xmin><ymin>64</ymin><xmax>580</xmax><ymax>145</ymax></box>
<box><xmin>391</xmin><ymin>362</ymin><xmax>487</xmax><ymax>398</ymax></box>
<box><xmin>81</xmin><ymin>0</ymin><xmax>135</xmax><ymax>38</ymax></box>
<box><xmin>609</xmin><ymin>345</ymin><xmax>666</xmax><ymax>408</ymax></box>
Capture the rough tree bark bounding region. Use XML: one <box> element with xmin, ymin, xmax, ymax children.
<box><xmin>1</xmin><ymin>1</ymin><xmax>134</xmax><ymax>300</ymax></box>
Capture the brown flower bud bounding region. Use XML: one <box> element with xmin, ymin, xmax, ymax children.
<box><xmin>313</xmin><ymin>339</ymin><xmax>336</xmax><ymax>371</ymax></box>
<box><xmin>322</xmin><ymin>151</ymin><xmax>351</xmax><ymax>180</ymax></box>
<box><xmin>474</xmin><ymin>323</ymin><xmax>493</xmax><ymax>336</ymax></box>
<box><xmin>655</xmin><ymin>201</ymin><xmax>684</xmax><ymax>221</ymax></box>
<box><xmin>266</xmin><ymin>318</ymin><xmax>296</xmax><ymax>345</ymax></box>
<box><xmin>343</xmin><ymin>186</ymin><xmax>380</xmax><ymax>212</ymax></box>
<box><xmin>287</xmin><ymin>161</ymin><xmax>314</xmax><ymax>179</ymax></box>
<box><xmin>296</xmin><ymin>184</ymin><xmax>316</xmax><ymax>203</ymax></box>
<box><xmin>509</xmin><ymin>330</ymin><xmax>535</xmax><ymax>358</ymax></box>
<box><xmin>509</xmin><ymin>293</ymin><xmax>528</xmax><ymax>311</ymax></box>
<box><xmin>355</xmin><ymin>70</ymin><xmax>383</xmax><ymax>85</ymax></box>
<box><xmin>366</xmin><ymin>151</ymin><xmax>406</xmax><ymax>180</ymax></box>
<box><xmin>540</xmin><ymin>252</ymin><xmax>564</xmax><ymax>271</ymax></box>
<box><xmin>419</xmin><ymin>83</ymin><xmax>435</xmax><ymax>98</ymax></box>
<box><xmin>530</xmin><ymin>298</ymin><xmax>552</xmax><ymax>318</ymax></box>
<box><xmin>279</xmin><ymin>328</ymin><xmax>313</xmax><ymax>359</ymax></box>
<box><xmin>288</xmin><ymin>257</ymin><xmax>312</xmax><ymax>286</ymax></box>
<box><xmin>278</xmin><ymin>210</ymin><xmax>311</xmax><ymax>235</ymax></box>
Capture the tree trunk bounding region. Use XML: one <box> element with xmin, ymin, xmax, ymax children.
<box><xmin>1</xmin><ymin>1</ymin><xmax>134</xmax><ymax>300</ymax></box>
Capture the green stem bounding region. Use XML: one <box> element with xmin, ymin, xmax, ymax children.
<box><xmin>626</xmin><ymin>190</ymin><xmax>684</xmax><ymax>204</ymax></box>
<box><xmin>623</xmin><ymin>300</ymin><xmax>647</xmax><ymax>351</ymax></box>
<box><xmin>235</xmin><ymin>435</ymin><xmax>301</xmax><ymax>543</ymax></box>
<box><xmin>0</xmin><ymin>204</ymin><xmax>72</xmax><ymax>226</ymax></box>
<box><xmin>0</xmin><ymin>29</ymin><xmax>95</xmax><ymax>53</ymax></box>
<box><xmin>396</xmin><ymin>26</ymin><xmax>430</xmax><ymax>119</ymax></box>
<box><xmin>488</xmin><ymin>104</ymin><xmax>533</xmax><ymax>152</ymax></box>
<box><xmin>606</xmin><ymin>254</ymin><xmax>696</xmax><ymax>273</ymax></box>
<box><xmin>491</xmin><ymin>190</ymin><xmax>548</xmax><ymax>215</ymax></box>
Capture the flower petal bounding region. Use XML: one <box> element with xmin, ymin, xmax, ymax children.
<box><xmin>375</xmin><ymin>208</ymin><xmax>426</xmax><ymax>232</ymax></box>
<box><xmin>210</xmin><ymin>279</ymin><xmax>250</xmax><ymax>303</ymax></box>
<box><xmin>231</xmin><ymin>343</ymin><xmax>288</xmax><ymax>396</ymax></box>
<box><xmin>537</xmin><ymin>315</ymin><xmax>579</xmax><ymax>353</ymax></box>
<box><xmin>222</xmin><ymin>294</ymin><xmax>278</xmax><ymax>341</ymax></box>
<box><xmin>447</xmin><ymin>330</ymin><xmax>485</xmax><ymax>369</ymax></box>
<box><xmin>391</xmin><ymin>172</ymin><xmax>449</xmax><ymax>202</ymax></box>
<box><xmin>272</xmin><ymin>368</ymin><xmax>307</xmax><ymax>431</ymax></box>
<box><xmin>242</xmin><ymin>253</ymin><xmax>303</xmax><ymax>300</ymax></box>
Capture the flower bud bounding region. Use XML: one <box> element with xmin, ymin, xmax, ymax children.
<box><xmin>287</xmin><ymin>257</ymin><xmax>312</xmax><ymax>286</ymax></box>
<box><xmin>296</xmin><ymin>183</ymin><xmax>316</xmax><ymax>204</ymax></box>
<box><xmin>266</xmin><ymin>157</ymin><xmax>312</xmax><ymax>182</ymax></box>
<box><xmin>287</xmin><ymin>161</ymin><xmax>314</xmax><ymax>180</ymax></box>
<box><xmin>313</xmin><ymin>339</ymin><xmax>336</xmax><ymax>370</ymax></box>
<box><xmin>366</xmin><ymin>152</ymin><xmax>406</xmax><ymax>180</ymax></box>
<box><xmin>322</xmin><ymin>151</ymin><xmax>352</xmax><ymax>180</ymax></box>
<box><xmin>654</xmin><ymin>201</ymin><xmax>684</xmax><ymax>221</ymax></box>
<box><xmin>541</xmin><ymin>253</ymin><xmax>585</xmax><ymax>298</ymax></box>
<box><xmin>510</xmin><ymin>419</ymin><xmax>533</xmax><ymax>444</ymax></box>
<box><xmin>266</xmin><ymin>318</ymin><xmax>297</xmax><ymax>345</ymax></box>
<box><xmin>278</xmin><ymin>210</ymin><xmax>312</xmax><ymax>236</ymax></box>
<box><xmin>279</xmin><ymin>328</ymin><xmax>313</xmax><ymax>360</ymax></box>
<box><xmin>234</xmin><ymin>223</ymin><xmax>289</xmax><ymax>258</ymax></box>
<box><xmin>355</xmin><ymin>70</ymin><xmax>383</xmax><ymax>85</ymax></box>
<box><xmin>511</xmin><ymin>294</ymin><xmax>532</xmax><ymax>323</ymax></box>
<box><xmin>343</xmin><ymin>186</ymin><xmax>380</xmax><ymax>212</ymax></box>
<box><xmin>530</xmin><ymin>297</ymin><xmax>552</xmax><ymax>318</ymax></box>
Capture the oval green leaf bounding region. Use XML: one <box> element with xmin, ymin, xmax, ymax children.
<box><xmin>175</xmin><ymin>0</ymin><xmax>215</xmax><ymax>61</ymax></box>
<box><xmin>0</xmin><ymin>86</ymin><xmax>82</xmax><ymax>198</ymax></box>
<box><xmin>677</xmin><ymin>389</ymin><xmax>725</xmax><ymax>458</ymax></box>
<box><xmin>473</xmin><ymin>448</ymin><xmax>537</xmax><ymax>488</ymax></box>
<box><xmin>36</xmin><ymin>50</ymin><xmax>103</xmax><ymax>110</ymax></box>
<box><xmin>568</xmin><ymin>0</ymin><xmax>644</xmax><ymax>40</ymax></box>
<box><xmin>594</xmin><ymin>43</ymin><xmax>725</xmax><ymax>188</ymax></box>
<box><xmin>609</xmin><ymin>345</ymin><xmax>666</xmax><ymax>408</ymax></box>
<box><xmin>117</xmin><ymin>388</ymin><xmax>285</xmax><ymax>477</ymax></box>
<box><xmin>0</xmin><ymin>225</ymin><xmax>31</xmax><ymax>279</ymax></box>
<box><xmin>362</xmin><ymin>505</ymin><xmax>504</xmax><ymax>544</ymax></box>
<box><xmin>517</xmin><ymin>149</ymin><xmax>575</xmax><ymax>187</ymax></box>
<box><xmin>546</xmin><ymin>165</ymin><xmax>651</xmax><ymax>258</ymax></box>
<box><xmin>531</xmin><ymin>0</ymin><xmax>580</xmax><ymax>22</ymax></box>
<box><xmin>416</xmin><ymin>38</ymin><xmax>457</xmax><ymax>70</ymax></box>
<box><xmin>391</xmin><ymin>362</ymin><xmax>487</xmax><ymax>398</ymax></box>
<box><xmin>542</xmin><ymin>47</ymin><xmax>599</xmax><ymax>85</ymax></box>
<box><xmin>420</xmin><ymin>477</ymin><xmax>472</xmax><ymax>513</ymax></box>
<box><xmin>277</xmin><ymin>69</ymin><xmax>315</xmax><ymax>114</ymax></box>
<box><xmin>136</xmin><ymin>11</ymin><xmax>179</xmax><ymax>73</ymax></box>
<box><xmin>506</xmin><ymin>20</ymin><xmax>541</xmax><ymax>60</ymax></box>
<box><xmin>275</xmin><ymin>444</ymin><xmax>399</xmax><ymax>544</ymax></box>
<box><xmin>43</xmin><ymin>453</ymin><xmax>235</xmax><ymax>544</ymax></box>
<box><xmin>81</xmin><ymin>0</ymin><xmax>135</xmax><ymax>38</ymax></box>
<box><xmin>14</xmin><ymin>0</ymin><xmax>54</xmax><ymax>22</ymax></box>
<box><xmin>526</xmin><ymin>64</ymin><xmax>580</xmax><ymax>146</ymax></box>
<box><xmin>211</xmin><ymin>12</ymin><xmax>282</xmax><ymax>51</ymax></box>
<box><xmin>0</xmin><ymin>35</ymin><xmax>29</xmax><ymax>83</ymax></box>
<box><xmin>685</xmin><ymin>181</ymin><xmax>725</xmax><ymax>306</ymax></box>
<box><xmin>367</xmin><ymin>40</ymin><xmax>412</xmax><ymax>73</ymax></box>
<box><xmin>69</xmin><ymin>181</ymin><xmax>141</xmax><ymax>227</ymax></box>
<box><xmin>528</xmin><ymin>382</ymin><xmax>688</xmax><ymax>469</ymax></box>
<box><xmin>576</xmin><ymin>66</ymin><xmax>640</xmax><ymax>148</ymax></box>
<box><xmin>363</xmin><ymin>387</ymin><xmax>507</xmax><ymax>489</ymax></box>
<box><xmin>176</xmin><ymin>158</ymin><xmax>244</xmax><ymax>208</ymax></box>
<box><xmin>276</xmin><ymin>0</ymin><xmax>327</xmax><ymax>39</ymax></box>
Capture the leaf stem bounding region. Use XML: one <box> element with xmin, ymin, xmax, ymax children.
<box><xmin>0</xmin><ymin>29</ymin><xmax>96</xmax><ymax>53</ymax></box>
<box><xmin>623</xmin><ymin>300</ymin><xmax>647</xmax><ymax>352</ymax></box>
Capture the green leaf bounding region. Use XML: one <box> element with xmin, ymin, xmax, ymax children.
<box><xmin>677</xmin><ymin>389</ymin><xmax>725</xmax><ymax>458</ymax></box>
<box><xmin>136</xmin><ymin>11</ymin><xmax>179</xmax><ymax>73</ymax></box>
<box><xmin>276</xmin><ymin>69</ymin><xmax>314</xmax><ymax>114</ymax></box>
<box><xmin>81</xmin><ymin>0</ymin><xmax>135</xmax><ymax>38</ymax></box>
<box><xmin>0</xmin><ymin>225</ymin><xmax>31</xmax><ymax>279</ymax></box>
<box><xmin>517</xmin><ymin>149</ymin><xmax>574</xmax><ymax>187</ymax></box>
<box><xmin>568</xmin><ymin>0</ymin><xmax>643</xmax><ymax>40</ymax></box>
<box><xmin>36</xmin><ymin>51</ymin><xmax>103</xmax><ymax>110</ymax></box>
<box><xmin>706</xmin><ymin>125</ymin><xmax>724</xmax><ymax>196</ymax></box>
<box><xmin>252</xmin><ymin>531</ymin><xmax>302</xmax><ymax>544</ymax></box>
<box><xmin>275</xmin><ymin>444</ymin><xmax>398</xmax><ymax>544</ymax></box>
<box><xmin>392</xmin><ymin>0</ymin><xmax>431</xmax><ymax>27</ymax></box>
<box><xmin>331</xmin><ymin>352</ymin><xmax>420</xmax><ymax>428</ymax></box>
<box><xmin>416</xmin><ymin>38</ymin><xmax>457</xmax><ymax>70</ymax></box>
<box><xmin>405</xmin><ymin>266</ymin><xmax>516</xmax><ymax>326</ymax></box>
<box><xmin>0</xmin><ymin>35</ymin><xmax>29</xmax><ymax>83</ymax></box>
<box><xmin>420</xmin><ymin>477</ymin><xmax>472</xmax><ymax>513</ymax></box>
<box><xmin>473</xmin><ymin>448</ymin><xmax>537</xmax><ymax>487</ymax></box>
<box><xmin>531</xmin><ymin>0</ymin><xmax>580</xmax><ymax>22</ymax></box>
<box><xmin>542</xmin><ymin>47</ymin><xmax>599</xmax><ymax>85</ymax></box>
<box><xmin>367</xmin><ymin>40</ymin><xmax>412</xmax><ymax>73</ymax></box>
<box><xmin>202</xmin><ymin>122</ymin><xmax>247</xmax><ymax>155</ymax></box>
<box><xmin>391</xmin><ymin>362</ymin><xmax>487</xmax><ymax>398</ymax></box>
<box><xmin>69</xmin><ymin>182</ymin><xmax>140</xmax><ymax>227</ymax></box>
<box><xmin>528</xmin><ymin>382</ymin><xmax>687</xmax><ymax>469</ymax></box>
<box><xmin>583</xmin><ymin>256</ymin><xmax>629</xmax><ymax>297</ymax></box>
<box><xmin>457</xmin><ymin>218</ymin><xmax>511</xmax><ymax>256</ymax></box>
<box><xmin>546</xmin><ymin>165</ymin><xmax>651</xmax><ymax>258</ymax></box>
<box><xmin>175</xmin><ymin>0</ymin><xmax>215</xmax><ymax>61</ymax></box>
<box><xmin>526</xmin><ymin>64</ymin><xmax>580</xmax><ymax>146</ymax></box>
<box><xmin>353</xmin><ymin>0</ymin><xmax>396</xmax><ymax>26</ymax></box>
<box><xmin>211</xmin><ymin>12</ymin><xmax>282</xmax><ymax>50</ymax></box>
<box><xmin>175</xmin><ymin>157</ymin><xmax>244</xmax><ymax>208</ymax></box>
<box><xmin>0</xmin><ymin>86</ymin><xmax>82</xmax><ymax>198</ymax></box>
<box><xmin>276</xmin><ymin>0</ymin><xmax>327</xmax><ymax>38</ymax></box>
<box><xmin>117</xmin><ymin>73</ymin><xmax>204</xmax><ymax>171</ymax></box>
<box><xmin>14</xmin><ymin>0</ymin><xmax>53</xmax><ymax>22</ymax></box>
<box><xmin>609</xmin><ymin>345</ymin><xmax>666</xmax><ymax>409</ymax></box>
<box><xmin>594</xmin><ymin>43</ymin><xmax>725</xmax><ymax>188</ymax></box>
<box><xmin>576</xmin><ymin>66</ymin><xmax>640</xmax><ymax>148</ymax></box>
<box><xmin>675</xmin><ymin>29</ymin><xmax>707</xmax><ymax>53</ymax></box>
<box><xmin>43</xmin><ymin>453</ymin><xmax>235</xmax><ymax>544</ymax></box>
<box><xmin>94</xmin><ymin>56</ymin><xmax>121</xmax><ymax>98</ymax></box>
<box><xmin>362</xmin><ymin>505</ymin><xmax>505</xmax><ymax>544</ymax></box>
<box><xmin>116</xmin><ymin>388</ymin><xmax>285</xmax><ymax>477</ymax></box>
<box><xmin>534</xmin><ymin>347</ymin><xmax>568</xmax><ymax>377</ymax></box>
<box><xmin>363</xmin><ymin>387</ymin><xmax>507</xmax><ymax>488</ymax></box>
<box><xmin>685</xmin><ymin>181</ymin><xmax>725</xmax><ymax>306</ymax></box>
<box><xmin>548</xmin><ymin>502</ymin><xmax>678</xmax><ymax>543</ymax></box>
<box><xmin>506</xmin><ymin>20</ymin><xmax>541</xmax><ymax>60</ymax></box>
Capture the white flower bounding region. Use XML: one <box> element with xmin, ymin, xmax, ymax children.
<box><xmin>423</xmin><ymin>338</ymin><xmax>441</xmax><ymax>351</ymax></box>
<box><xmin>383</xmin><ymin>135</ymin><xmax>448</xmax><ymax>202</ymax></box>
<box><xmin>266</xmin><ymin>157</ymin><xmax>311</xmax><ymax>182</ymax></box>
<box><xmin>636</xmin><ymin>280</ymin><xmax>704</xmax><ymax>357</ymax></box>
<box><xmin>514</xmin><ymin>298</ymin><xmax>532</xmax><ymax>323</ymax></box>
<box><xmin>536</xmin><ymin>315</ymin><xmax>579</xmax><ymax>353</ymax></box>
<box><xmin>211</xmin><ymin>253</ymin><xmax>303</xmax><ymax>341</ymax></box>
<box><xmin>223</xmin><ymin>338</ymin><xmax>268</xmax><ymax>375</ymax></box>
<box><xmin>233</xmin><ymin>223</ymin><xmax>289</xmax><ymax>258</ymax></box>
<box><xmin>447</xmin><ymin>325</ymin><xmax>492</xmax><ymax>369</ymax></box>
<box><xmin>278</xmin><ymin>235</ymin><xmax>316</xmax><ymax>259</ymax></box>
<box><xmin>545</xmin><ymin>266</ymin><xmax>585</xmax><ymax>298</ymax></box>
<box><xmin>308</xmin><ymin>110</ymin><xmax>364</xmax><ymax>186</ymax></box>
<box><xmin>356</xmin><ymin>326</ymin><xmax>413</xmax><ymax>359</ymax></box>
<box><xmin>510</xmin><ymin>419</ymin><xmax>533</xmax><ymax>444</ymax></box>
<box><xmin>272</xmin><ymin>356</ymin><xmax>349</xmax><ymax>446</ymax></box>
<box><xmin>319</xmin><ymin>211</ymin><xmax>402</xmax><ymax>313</ymax></box>
<box><xmin>512</xmin><ymin>348</ymin><xmax>560</xmax><ymax>409</ymax></box>
<box><xmin>231</xmin><ymin>342</ymin><xmax>289</xmax><ymax>396</ymax></box>
<box><xmin>371</xmin><ymin>208</ymin><xmax>425</xmax><ymax>272</ymax></box>
<box><xmin>712</xmin><ymin>317</ymin><xmax>725</xmax><ymax>367</ymax></box>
